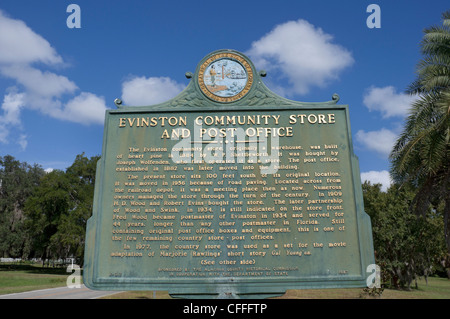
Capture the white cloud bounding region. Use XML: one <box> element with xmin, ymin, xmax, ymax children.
<box><xmin>0</xmin><ymin>64</ymin><xmax>77</xmax><ymax>98</ymax></box>
<box><xmin>247</xmin><ymin>19</ymin><xmax>354</xmax><ymax>96</ymax></box>
<box><xmin>55</xmin><ymin>92</ymin><xmax>107</xmax><ymax>125</ymax></box>
<box><xmin>356</xmin><ymin>128</ymin><xmax>398</xmax><ymax>158</ymax></box>
<box><xmin>121</xmin><ymin>76</ymin><xmax>185</xmax><ymax>106</ymax></box>
<box><xmin>18</xmin><ymin>134</ymin><xmax>27</xmax><ymax>150</ymax></box>
<box><xmin>1</xmin><ymin>90</ymin><xmax>24</xmax><ymax>126</ymax></box>
<box><xmin>363</xmin><ymin>86</ymin><xmax>416</xmax><ymax>118</ymax></box>
<box><xmin>0</xmin><ymin>90</ymin><xmax>25</xmax><ymax>144</ymax></box>
<box><xmin>0</xmin><ymin>10</ymin><xmax>109</xmax><ymax>148</ymax></box>
<box><xmin>361</xmin><ymin>170</ymin><xmax>392</xmax><ymax>192</ymax></box>
<box><xmin>0</xmin><ymin>10</ymin><xmax>63</xmax><ymax>65</ymax></box>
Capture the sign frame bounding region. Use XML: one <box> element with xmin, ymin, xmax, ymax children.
<box><xmin>83</xmin><ymin>49</ymin><xmax>375</xmax><ymax>298</ymax></box>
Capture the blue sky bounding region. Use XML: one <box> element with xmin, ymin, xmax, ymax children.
<box><xmin>0</xmin><ymin>0</ymin><xmax>448</xmax><ymax>191</ymax></box>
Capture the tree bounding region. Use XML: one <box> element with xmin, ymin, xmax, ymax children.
<box><xmin>390</xmin><ymin>10</ymin><xmax>450</xmax><ymax>264</ymax></box>
<box><xmin>0</xmin><ymin>155</ymin><xmax>44</xmax><ymax>258</ymax></box>
<box><xmin>24</xmin><ymin>153</ymin><xmax>99</xmax><ymax>265</ymax></box>
<box><xmin>24</xmin><ymin>170</ymin><xmax>71</xmax><ymax>264</ymax></box>
<box><xmin>51</xmin><ymin>153</ymin><xmax>99</xmax><ymax>265</ymax></box>
<box><xmin>362</xmin><ymin>182</ymin><xmax>447</xmax><ymax>289</ymax></box>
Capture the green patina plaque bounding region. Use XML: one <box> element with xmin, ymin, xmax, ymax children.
<box><xmin>83</xmin><ymin>49</ymin><xmax>375</xmax><ymax>298</ymax></box>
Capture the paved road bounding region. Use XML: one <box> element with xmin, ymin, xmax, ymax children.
<box><xmin>0</xmin><ymin>285</ymin><xmax>121</xmax><ymax>299</ymax></box>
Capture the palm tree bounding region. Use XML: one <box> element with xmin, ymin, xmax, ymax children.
<box><xmin>390</xmin><ymin>10</ymin><xmax>450</xmax><ymax>261</ymax></box>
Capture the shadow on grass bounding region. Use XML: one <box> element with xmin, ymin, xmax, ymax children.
<box><xmin>0</xmin><ymin>263</ymin><xmax>72</xmax><ymax>275</ymax></box>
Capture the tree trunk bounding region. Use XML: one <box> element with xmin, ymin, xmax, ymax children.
<box><xmin>444</xmin><ymin>192</ymin><xmax>450</xmax><ymax>279</ymax></box>
<box><xmin>444</xmin><ymin>255</ymin><xmax>450</xmax><ymax>279</ymax></box>
<box><xmin>445</xmin><ymin>195</ymin><xmax>450</xmax><ymax>258</ymax></box>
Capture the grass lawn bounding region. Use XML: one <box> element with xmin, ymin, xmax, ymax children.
<box><xmin>102</xmin><ymin>276</ymin><xmax>450</xmax><ymax>299</ymax></box>
<box><xmin>276</xmin><ymin>277</ymin><xmax>450</xmax><ymax>299</ymax></box>
<box><xmin>378</xmin><ymin>277</ymin><xmax>450</xmax><ymax>299</ymax></box>
<box><xmin>0</xmin><ymin>263</ymin><xmax>69</xmax><ymax>295</ymax></box>
<box><xmin>1</xmin><ymin>263</ymin><xmax>449</xmax><ymax>299</ymax></box>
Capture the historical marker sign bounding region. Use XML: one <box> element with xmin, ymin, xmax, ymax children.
<box><xmin>83</xmin><ymin>49</ymin><xmax>375</xmax><ymax>298</ymax></box>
